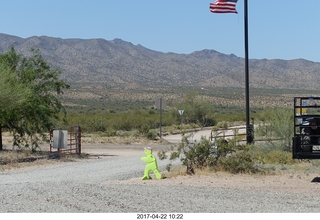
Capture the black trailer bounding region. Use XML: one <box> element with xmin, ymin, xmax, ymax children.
<box><xmin>292</xmin><ymin>97</ymin><xmax>320</xmax><ymax>159</ymax></box>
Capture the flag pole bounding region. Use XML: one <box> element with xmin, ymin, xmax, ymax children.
<box><xmin>244</xmin><ymin>0</ymin><xmax>252</xmax><ymax>144</ymax></box>
<box><xmin>209</xmin><ymin>0</ymin><xmax>252</xmax><ymax>143</ymax></box>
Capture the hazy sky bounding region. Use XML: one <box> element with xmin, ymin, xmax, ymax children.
<box><xmin>1</xmin><ymin>0</ymin><xmax>320</xmax><ymax>62</ymax></box>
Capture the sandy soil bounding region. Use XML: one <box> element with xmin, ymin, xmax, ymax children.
<box><xmin>114</xmin><ymin>171</ymin><xmax>320</xmax><ymax>196</ymax></box>
<box><xmin>2</xmin><ymin>137</ymin><xmax>320</xmax><ymax>196</ymax></box>
<box><xmin>79</xmin><ymin>143</ymin><xmax>320</xmax><ymax>196</ymax></box>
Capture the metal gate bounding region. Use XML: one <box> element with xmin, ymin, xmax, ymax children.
<box><xmin>210</xmin><ymin>125</ymin><xmax>249</xmax><ymax>144</ymax></box>
<box><xmin>292</xmin><ymin>97</ymin><xmax>320</xmax><ymax>159</ymax></box>
<box><xmin>49</xmin><ymin>125</ymin><xmax>81</xmax><ymax>156</ymax></box>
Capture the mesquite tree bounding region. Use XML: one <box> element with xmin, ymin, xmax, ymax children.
<box><xmin>0</xmin><ymin>47</ymin><xmax>69</xmax><ymax>151</ymax></box>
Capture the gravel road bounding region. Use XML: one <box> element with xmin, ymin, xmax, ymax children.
<box><xmin>1</xmin><ymin>143</ymin><xmax>320</xmax><ymax>213</ymax></box>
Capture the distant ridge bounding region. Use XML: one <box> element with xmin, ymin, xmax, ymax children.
<box><xmin>0</xmin><ymin>33</ymin><xmax>319</xmax><ymax>90</ymax></box>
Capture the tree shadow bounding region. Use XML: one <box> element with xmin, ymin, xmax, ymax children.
<box><xmin>311</xmin><ymin>177</ymin><xmax>320</xmax><ymax>182</ymax></box>
<box><xmin>87</xmin><ymin>153</ymin><xmax>118</xmax><ymax>159</ymax></box>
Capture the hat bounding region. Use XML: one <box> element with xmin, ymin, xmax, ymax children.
<box><xmin>144</xmin><ymin>147</ymin><xmax>152</xmax><ymax>151</ymax></box>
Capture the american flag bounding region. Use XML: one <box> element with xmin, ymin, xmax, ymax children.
<box><xmin>209</xmin><ymin>0</ymin><xmax>238</xmax><ymax>14</ymax></box>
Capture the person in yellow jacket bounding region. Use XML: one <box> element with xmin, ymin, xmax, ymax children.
<box><xmin>140</xmin><ymin>147</ymin><xmax>162</xmax><ymax>180</ymax></box>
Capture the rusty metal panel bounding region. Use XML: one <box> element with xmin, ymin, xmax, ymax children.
<box><xmin>52</xmin><ymin>130</ymin><xmax>68</xmax><ymax>149</ymax></box>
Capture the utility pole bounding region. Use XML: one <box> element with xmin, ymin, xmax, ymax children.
<box><xmin>0</xmin><ymin>125</ymin><xmax>2</xmax><ymax>151</ymax></box>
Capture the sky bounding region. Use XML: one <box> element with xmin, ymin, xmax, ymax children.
<box><xmin>1</xmin><ymin>0</ymin><xmax>320</xmax><ymax>62</ymax></box>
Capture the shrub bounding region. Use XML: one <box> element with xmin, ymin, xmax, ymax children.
<box><xmin>108</xmin><ymin>129</ymin><xmax>117</xmax><ymax>137</ymax></box>
<box><xmin>250</xmin><ymin>143</ymin><xmax>296</xmax><ymax>165</ymax></box>
<box><xmin>146</xmin><ymin>131</ymin><xmax>157</xmax><ymax>140</ymax></box>
<box><xmin>218</xmin><ymin>151</ymin><xmax>262</xmax><ymax>174</ymax></box>
<box><xmin>138</xmin><ymin>123</ymin><xmax>150</xmax><ymax>135</ymax></box>
<box><xmin>158</xmin><ymin>134</ymin><xmax>264</xmax><ymax>175</ymax></box>
<box><xmin>255</xmin><ymin>108</ymin><xmax>293</xmax><ymax>151</ymax></box>
<box><xmin>255</xmin><ymin>150</ymin><xmax>295</xmax><ymax>165</ymax></box>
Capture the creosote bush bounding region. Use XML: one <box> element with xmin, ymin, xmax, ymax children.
<box><xmin>158</xmin><ymin>134</ymin><xmax>265</xmax><ymax>175</ymax></box>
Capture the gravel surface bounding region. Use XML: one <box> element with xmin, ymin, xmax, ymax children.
<box><xmin>1</xmin><ymin>143</ymin><xmax>320</xmax><ymax>213</ymax></box>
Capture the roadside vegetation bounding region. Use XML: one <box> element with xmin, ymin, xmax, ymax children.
<box><xmin>0</xmin><ymin>47</ymin><xmax>69</xmax><ymax>152</ymax></box>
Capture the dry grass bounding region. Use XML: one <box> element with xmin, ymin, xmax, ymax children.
<box><xmin>0</xmin><ymin>148</ymin><xmax>90</xmax><ymax>172</ymax></box>
<box><xmin>161</xmin><ymin>165</ymin><xmax>217</xmax><ymax>179</ymax></box>
<box><xmin>2</xmin><ymin>131</ymin><xmax>320</xmax><ymax>178</ymax></box>
<box><xmin>0</xmin><ymin>149</ymin><xmax>50</xmax><ymax>171</ymax></box>
<box><xmin>0</xmin><ymin>132</ymin><xmax>162</xmax><ymax>171</ymax></box>
<box><xmin>81</xmin><ymin>135</ymin><xmax>162</xmax><ymax>145</ymax></box>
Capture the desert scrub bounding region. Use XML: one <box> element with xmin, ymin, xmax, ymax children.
<box><xmin>251</xmin><ymin>142</ymin><xmax>296</xmax><ymax>165</ymax></box>
<box><xmin>254</xmin><ymin>150</ymin><xmax>295</xmax><ymax>165</ymax></box>
<box><xmin>158</xmin><ymin>134</ymin><xmax>264</xmax><ymax>175</ymax></box>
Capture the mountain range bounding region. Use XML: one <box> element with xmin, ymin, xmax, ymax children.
<box><xmin>0</xmin><ymin>33</ymin><xmax>319</xmax><ymax>91</ymax></box>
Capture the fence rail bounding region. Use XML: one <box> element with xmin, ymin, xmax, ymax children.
<box><xmin>210</xmin><ymin>126</ymin><xmax>247</xmax><ymax>142</ymax></box>
<box><xmin>210</xmin><ymin>125</ymin><xmax>284</xmax><ymax>143</ymax></box>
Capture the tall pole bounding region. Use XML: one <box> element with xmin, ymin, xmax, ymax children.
<box><xmin>159</xmin><ymin>98</ymin><xmax>162</xmax><ymax>138</ymax></box>
<box><xmin>244</xmin><ymin>0</ymin><xmax>251</xmax><ymax>144</ymax></box>
<box><xmin>0</xmin><ymin>125</ymin><xmax>2</xmax><ymax>151</ymax></box>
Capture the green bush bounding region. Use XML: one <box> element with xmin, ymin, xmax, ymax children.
<box><xmin>255</xmin><ymin>108</ymin><xmax>293</xmax><ymax>151</ymax></box>
<box><xmin>255</xmin><ymin>150</ymin><xmax>295</xmax><ymax>165</ymax></box>
<box><xmin>138</xmin><ymin>123</ymin><xmax>150</xmax><ymax>135</ymax></box>
<box><xmin>97</xmin><ymin>129</ymin><xmax>117</xmax><ymax>137</ymax></box>
<box><xmin>146</xmin><ymin>130</ymin><xmax>157</xmax><ymax>140</ymax></box>
<box><xmin>158</xmin><ymin>135</ymin><xmax>264</xmax><ymax>175</ymax></box>
<box><xmin>250</xmin><ymin>142</ymin><xmax>296</xmax><ymax>165</ymax></box>
<box><xmin>219</xmin><ymin>152</ymin><xmax>261</xmax><ymax>174</ymax></box>
<box><xmin>62</xmin><ymin>111</ymin><xmax>164</xmax><ymax>133</ymax></box>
